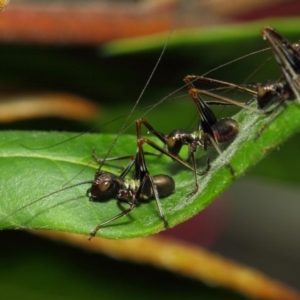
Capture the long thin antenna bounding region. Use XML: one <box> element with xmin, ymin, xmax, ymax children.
<box><xmin>1</xmin><ymin>180</ymin><xmax>93</xmax><ymax>223</ymax></box>
<box><xmin>119</xmin><ymin>48</ymin><xmax>270</xmax><ymax>134</ymax></box>
<box><xmin>96</xmin><ymin>6</ymin><xmax>182</xmax><ymax>172</ymax></box>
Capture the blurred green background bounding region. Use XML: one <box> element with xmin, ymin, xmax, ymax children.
<box><xmin>1</xmin><ymin>0</ymin><xmax>300</xmax><ymax>298</ymax></box>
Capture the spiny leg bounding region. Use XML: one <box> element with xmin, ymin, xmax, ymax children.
<box><xmin>88</xmin><ymin>201</ymin><xmax>136</xmax><ymax>240</ymax></box>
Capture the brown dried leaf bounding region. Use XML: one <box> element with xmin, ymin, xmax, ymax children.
<box><xmin>0</xmin><ymin>93</ymin><xmax>100</xmax><ymax>122</ymax></box>
<box><xmin>34</xmin><ymin>230</ymin><xmax>300</xmax><ymax>300</ymax></box>
<box><xmin>0</xmin><ymin>2</ymin><xmax>174</xmax><ymax>45</ymax></box>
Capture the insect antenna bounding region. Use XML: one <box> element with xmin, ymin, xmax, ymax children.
<box><xmin>1</xmin><ymin>180</ymin><xmax>94</xmax><ymax>225</ymax></box>
<box><xmin>94</xmin><ymin>7</ymin><xmax>182</xmax><ymax>173</ymax></box>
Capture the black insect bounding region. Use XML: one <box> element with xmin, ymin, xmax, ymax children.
<box><xmin>131</xmin><ymin>74</ymin><xmax>241</xmax><ymax>195</ymax></box>
<box><xmin>262</xmin><ymin>26</ymin><xmax>300</xmax><ymax>102</ymax></box>
<box><xmin>0</xmin><ymin>144</ymin><xmax>175</xmax><ymax>240</ymax></box>
<box><xmin>180</xmin><ymin>73</ymin><xmax>288</xmax><ymax>137</ymax></box>
<box><xmin>191</xmin><ymin>78</ymin><xmax>290</xmax><ymax>140</ymax></box>
<box><xmin>87</xmin><ymin>143</ymin><xmax>175</xmax><ymax>240</ymax></box>
<box><xmin>182</xmin><ymin>27</ymin><xmax>300</xmax><ymax>136</ymax></box>
<box><xmin>181</xmin><ymin>74</ymin><xmax>278</xmax><ymax>133</ymax></box>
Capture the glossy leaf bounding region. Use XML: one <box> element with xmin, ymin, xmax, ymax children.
<box><xmin>0</xmin><ymin>98</ymin><xmax>299</xmax><ymax>238</ymax></box>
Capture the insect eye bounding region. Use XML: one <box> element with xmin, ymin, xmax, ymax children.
<box><xmin>99</xmin><ymin>181</ymin><xmax>110</xmax><ymax>192</ymax></box>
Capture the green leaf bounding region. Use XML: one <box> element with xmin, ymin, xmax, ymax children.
<box><xmin>1</xmin><ymin>99</ymin><xmax>299</xmax><ymax>239</ymax></box>
<box><xmin>102</xmin><ymin>17</ymin><xmax>300</xmax><ymax>57</ymax></box>
<box><xmin>1</xmin><ymin>17</ymin><xmax>300</xmax><ymax>239</ymax></box>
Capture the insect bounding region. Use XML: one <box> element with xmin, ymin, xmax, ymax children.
<box><xmin>132</xmin><ymin>83</ymin><xmax>240</xmax><ymax>195</ymax></box>
<box><xmin>261</xmin><ymin>26</ymin><xmax>300</xmax><ymax>102</ymax></box>
<box><xmin>0</xmin><ymin>143</ymin><xmax>175</xmax><ymax>240</ymax></box>
<box><xmin>87</xmin><ymin>141</ymin><xmax>175</xmax><ymax>239</ymax></box>
<box><xmin>140</xmin><ymin>68</ymin><xmax>272</xmax><ymax>187</ymax></box>
<box><xmin>179</xmin><ymin>75</ymin><xmax>285</xmax><ymax>138</ymax></box>
<box><xmin>181</xmin><ymin>26</ymin><xmax>300</xmax><ymax>135</ymax></box>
